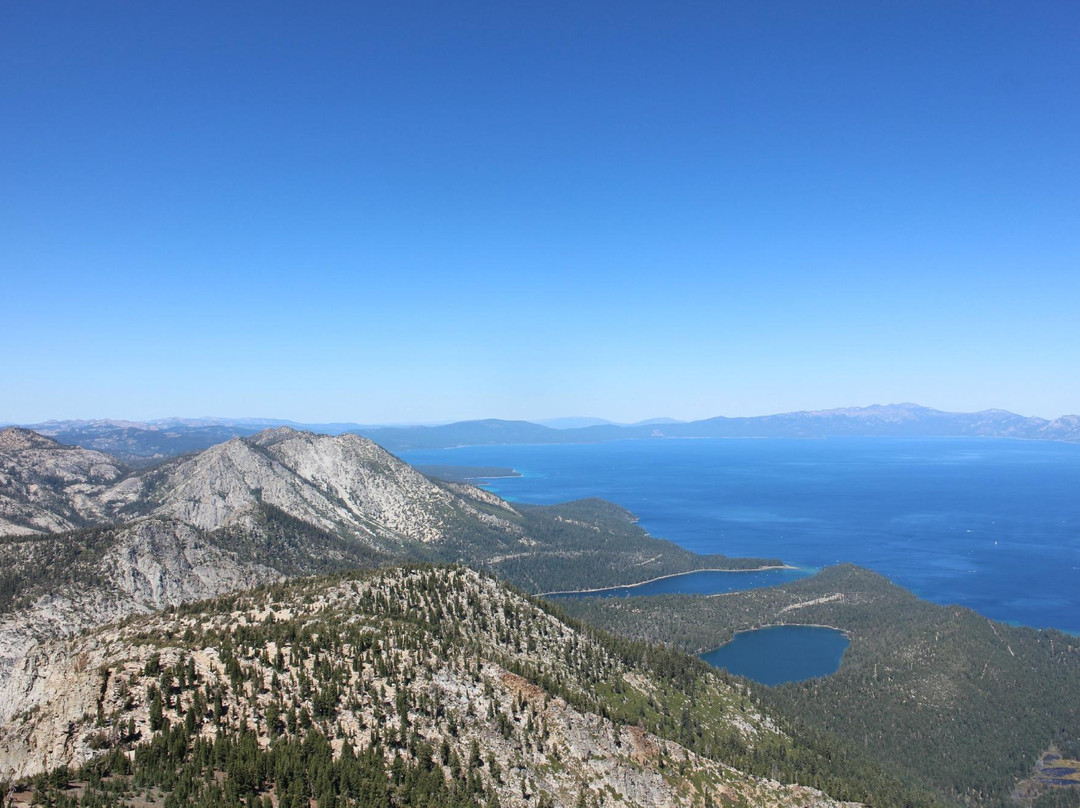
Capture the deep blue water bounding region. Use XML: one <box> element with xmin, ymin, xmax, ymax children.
<box><xmin>699</xmin><ymin>625</ymin><xmax>850</xmax><ymax>685</ymax></box>
<box><xmin>544</xmin><ymin>567</ymin><xmax>812</xmax><ymax>598</ymax></box>
<box><xmin>401</xmin><ymin>438</ymin><xmax>1080</xmax><ymax>633</ymax></box>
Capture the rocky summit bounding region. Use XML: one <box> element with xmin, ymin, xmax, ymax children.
<box><xmin>0</xmin><ymin>427</ymin><xmax>130</xmax><ymax>536</ymax></box>
<box><xmin>0</xmin><ymin>425</ymin><xmax>518</xmax><ymax>547</ymax></box>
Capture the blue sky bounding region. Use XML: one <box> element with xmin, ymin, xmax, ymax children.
<box><xmin>3</xmin><ymin>2</ymin><xmax>1078</xmax><ymax>424</ymax></box>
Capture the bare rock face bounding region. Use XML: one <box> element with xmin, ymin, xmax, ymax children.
<box><xmin>0</xmin><ymin>518</ymin><xmax>280</xmax><ymax>691</ymax></box>
<box><xmin>151</xmin><ymin>437</ymin><xmax>318</xmax><ymax>531</ymax></box>
<box><xmin>152</xmin><ymin>430</ymin><xmax>460</xmax><ymax>545</ymax></box>
<box><xmin>0</xmin><ymin>427</ymin><xmax>131</xmax><ymax>536</ymax></box>
<box><xmin>0</xmin><ymin>634</ymin><xmax>111</xmax><ymax>777</ymax></box>
<box><xmin>254</xmin><ymin>429</ymin><xmax>461</xmax><ymax>542</ymax></box>
<box><xmin>101</xmin><ymin>518</ymin><xmax>280</xmax><ymax>606</ymax></box>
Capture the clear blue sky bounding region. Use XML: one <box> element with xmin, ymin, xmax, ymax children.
<box><xmin>3</xmin><ymin>2</ymin><xmax>1078</xmax><ymax>424</ymax></box>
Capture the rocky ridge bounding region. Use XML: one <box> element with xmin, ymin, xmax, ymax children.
<box><xmin>0</xmin><ymin>426</ymin><xmax>760</xmax><ymax>694</ymax></box>
<box><xmin>0</xmin><ymin>565</ymin><xmax>860</xmax><ymax>808</ymax></box>
<box><xmin>152</xmin><ymin>427</ymin><xmax>501</xmax><ymax>544</ymax></box>
<box><xmin>0</xmin><ymin>426</ymin><xmax>520</xmax><ymax>547</ymax></box>
<box><xmin>0</xmin><ymin>428</ymin><xmax>131</xmax><ymax>536</ymax></box>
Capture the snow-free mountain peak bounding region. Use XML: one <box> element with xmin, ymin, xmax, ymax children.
<box><xmin>150</xmin><ymin>427</ymin><xmax>460</xmax><ymax>544</ymax></box>
<box><xmin>0</xmin><ymin>426</ymin><xmax>66</xmax><ymax>452</ymax></box>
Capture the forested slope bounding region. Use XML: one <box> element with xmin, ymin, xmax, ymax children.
<box><xmin>559</xmin><ymin>565</ymin><xmax>1080</xmax><ymax>806</ymax></box>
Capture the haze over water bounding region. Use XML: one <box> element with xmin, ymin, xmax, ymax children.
<box><xmin>403</xmin><ymin>437</ymin><xmax>1080</xmax><ymax>634</ymax></box>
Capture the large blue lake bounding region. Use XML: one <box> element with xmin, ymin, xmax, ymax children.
<box><xmin>402</xmin><ymin>438</ymin><xmax>1080</xmax><ymax>633</ymax></box>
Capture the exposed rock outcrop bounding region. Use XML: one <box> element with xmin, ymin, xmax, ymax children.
<box><xmin>0</xmin><ymin>427</ymin><xmax>131</xmax><ymax>535</ymax></box>
<box><xmin>0</xmin><ymin>567</ymin><xmax>861</xmax><ymax>808</ymax></box>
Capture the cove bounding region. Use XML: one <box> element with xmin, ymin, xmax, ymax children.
<box><xmin>700</xmin><ymin>625</ymin><xmax>850</xmax><ymax>686</ymax></box>
<box><xmin>400</xmin><ymin>438</ymin><xmax>1080</xmax><ymax>633</ymax></box>
<box><xmin>543</xmin><ymin>567</ymin><xmax>811</xmax><ymax>599</ymax></box>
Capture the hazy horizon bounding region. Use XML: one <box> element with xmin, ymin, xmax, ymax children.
<box><xmin>7</xmin><ymin>400</ymin><xmax>1079</xmax><ymax>430</ymax></box>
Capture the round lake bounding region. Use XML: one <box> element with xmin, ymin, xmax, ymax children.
<box><xmin>699</xmin><ymin>625</ymin><xmax>850</xmax><ymax>686</ymax></box>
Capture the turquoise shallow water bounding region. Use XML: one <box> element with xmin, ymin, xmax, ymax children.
<box><xmin>402</xmin><ymin>437</ymin><xmax>1080</xmax><ymax>633</ymax></box>
<box><xmin>699</xmin><ymin>625</ymin><xmax>850</xmax><ymax>685</ymax></box>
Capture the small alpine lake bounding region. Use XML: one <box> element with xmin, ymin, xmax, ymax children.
<box><xmin>543</xmin><ymin>566</ymin><xmax>812</xmax><ymax>598</ymax></box>
<box><xmin>699</xmin><ymin>625</ymin><xmax>850</xmax><ymax>686</ymax></box>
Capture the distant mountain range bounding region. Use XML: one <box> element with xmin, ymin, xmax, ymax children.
<box><xmin>16</xmin><ymin>403</ymin><xmax>1080</xmax><ymax>462</ymax></box>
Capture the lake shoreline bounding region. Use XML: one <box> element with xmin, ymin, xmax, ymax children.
<box><xmin>403</xmin><ymin>437</ymin><xmax>1080</xmax><ymax>633</ymax></box>
<box><xmin>699</xmin><ymin>623</ymin><xmax>852</xmax><ymax>685</ymax></box>
<box><xmin>698</xmin><ymin>621</ymin><xmax>853</xmax><ymax>657</ymax></box>
<box><xmin>538</xmin><ymin>565</ymin><xmax>800</xmax><ymax>597</ymax></box>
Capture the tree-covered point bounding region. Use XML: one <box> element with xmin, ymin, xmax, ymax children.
<box><xmin>415</xmin><ymin>465</ymin><xmax>521</xmax><ymax>483</ymax></box>
<box><xmin>0</xmin><ymin>525</ymin><xmax>121</xmax><ymax>614</ymax></box>
<box><xmin>425</xmin><ymin>494</ymin><xmax>783</xmax><ymax>594</ymax></box>
<box><xmin>556</xmin><ymin>564</ymin><xmax>1080</xmax><ymax>807</ymax></box>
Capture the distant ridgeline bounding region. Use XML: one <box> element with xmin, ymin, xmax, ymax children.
<box><xmin>19</xmin><ymin>403</ymin><xmax>1080</xmax><ymax>461</ymax></box>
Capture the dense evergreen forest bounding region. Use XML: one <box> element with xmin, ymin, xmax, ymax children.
<box><xmin>558</xmin><ymin>565</ymin><xmax>1080</xmax><ymax>807</ymax></box>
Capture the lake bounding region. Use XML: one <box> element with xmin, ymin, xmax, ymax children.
<box><xmin>699</xmin><ymin>625</ymin><xmax>850</xmax><ymax>686</ymax></box>
<box><xmin>401</xmin><ymin>437</ymin><xmax>1080</xmax><ymax>633</ymax></box>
